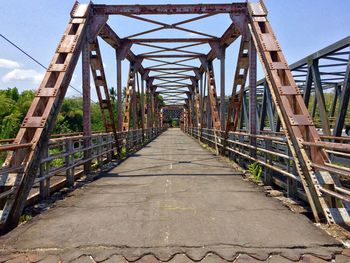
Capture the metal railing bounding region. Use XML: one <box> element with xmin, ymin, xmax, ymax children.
<box><xmin>0</xmin><ymin>127</ymin><xmax>164</xmax><ymax>205</ymax></box>
<box><xmin>184</xmin><ymin>127</ymin><xmax>350</xmax><ymax>205</ymax></box>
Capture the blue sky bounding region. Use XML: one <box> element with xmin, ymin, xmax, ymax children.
<box><xmin>0</xmin><ymin>0</ymin><xmax>349</xmax><ymax>101</ymax></box>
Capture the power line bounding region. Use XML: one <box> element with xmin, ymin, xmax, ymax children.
<box><xmin>0</xmin><ymin>33</ymin><xmax>97</xmax><ymax>103</ymax></box>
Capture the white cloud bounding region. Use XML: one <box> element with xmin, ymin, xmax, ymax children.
<box><xmin>2</xmin><ymin>69</ymin><xmax>44</xmax><ymax>84</ymax></box>
<box><xmin>0</xmin><ymin>58</ymin><xmax>21</xmax><ymax>69</ymax></box>
<box><xmin>189</xmin><ymin>32</ymin><xmax>199</xmax><ymax>36</ymax></box>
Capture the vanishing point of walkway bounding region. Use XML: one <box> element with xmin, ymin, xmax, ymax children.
<box><xmin>0</xmin><ymin>129</ymin><xmax>349</xmax><ymax>262</ymax></box>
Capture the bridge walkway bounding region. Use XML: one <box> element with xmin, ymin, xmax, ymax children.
<box><xmin>0</xmin><ymin>129</ymin><xmax>348</xmax><ymax>262</ymax></box>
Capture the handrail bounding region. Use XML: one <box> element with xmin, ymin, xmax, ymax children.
<box><xmin>183</xmin><ymin>126</ymin><xmax>350</xmax><ymax>207</ymax></box>
<box><xmin>0</xmin><ymin>127</ymin><xmax>166</xmax><ymax>205</ymax></box>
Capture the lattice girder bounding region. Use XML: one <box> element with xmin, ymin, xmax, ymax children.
<box><xmin>0</xmin><ymin>2</ymin><xmax>91</xmax><ymax>231</ymax></box>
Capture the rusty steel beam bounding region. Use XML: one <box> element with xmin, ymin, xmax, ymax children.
<box><xmin>99</xmin><ymin>24</ymin><xmax>147</xmax><ymax>76</ymax></box>
<box><xmin>82</xmin><ymin>38</ymin><xmax>92</xmax><ymax>174</ymax></box>
<box><xmin>154</xmin><ymin>76</ymin><xmax>193</xmax><ymax>79</ymax></box>
<box><xmin>89</xmin><ymin>40</ymin><xmax>118</xmax><ymax>137</ymax></box>
<box><xmin>225</xmin><ymin>38</ymin><xmax>249</xmax><ymax>135</ymax></box>
<box><xmin>193</xmin><ymin>80</ymin><xmax>201</xmax><ymax>127</ymax></box>
<box><xmin>93</xmin><ymin>3</ymin><xmax>247</xmax><ymax>15</ymax></box>
<box><xmin>248</xmin><ymin>38</ymin><xmax>257</xmax><ymax>158</ymax></box>
<box><xmin>248</xmin><ymin>1</ymin><xmax>349</xmax><ymax>225</ymax></box>
<box><xmin>146</xmin><ymin>67</ymin><xmax>197</xmax><ymax>71</ymax></box>
<box><xmin>141</xmin><ymin>54</ymin><xmax>202</xmax><ymax>58</ymax></box>
<box><xmin>220</xmin><ymin>49</ymin><xmax>226</xmax><ymax>130</ymax></box>
<box><xmin>198</xmin><ymin>22</ymin><xmax>241</xmax><ymax>75</ymax></box>
<box><xmin>0</xmin><ymin>2</ymin><xmax>91</xmax><ymax>232</ymax></box>
<box><xmin>122</xmin><ymin>63</ymin><xmax>135</xmax><ymax>131</ymax></box>
<box><xmin>116</xmin><ymin>52</ymin><xmax>123</xmax><ymax>131</ymax></box>
<box><xmin>130</xmin><ymin>38</ymin><xmax>215</xmax><ymax>43</ymax></box>
<box><xmin>99</xmin><ymin>24</ymin><xmax>134</xmax><ymax>60</ymax></box>
<box><xmin>207</xmin><ymin>61</ymin><xmax>221</xmax><ymax>130</ymax></box>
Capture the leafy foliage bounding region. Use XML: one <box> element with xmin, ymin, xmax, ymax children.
<box><xmin>248</xmin><ymin>162</ymin><xmax>262</xmax><ymax>182</ymax></box>
<box><xmin>171</xmin><ymin>118</ymin><xmax>179</xmax><ymax>127</ymax></box>
<box><xmin>0</xmin><ymin>88</ymin><xmax>108</xmax><ymax>140</ymax></box>
<box><xmin>0</xmin><ymin>88</ymin><xmax>34</xmax><ymax>139</ymax></box>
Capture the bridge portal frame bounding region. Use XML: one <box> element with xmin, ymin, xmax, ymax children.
<box><xmin>0</xmin><ymin>0</ymin><xmax>349</xmax><ymax>233</ymax></box>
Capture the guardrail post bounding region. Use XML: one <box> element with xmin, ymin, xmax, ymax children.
<box><xmin>82</xmin><ymin>137</ymin><xmax>91</xmax><ymax>175</ymax></box>
<box><xmin>263</xmin><ymin>139</ymin><xmax>273</xmax><ymax>185</ymax></box>
<box><xmin>97</xmin><ymin>135</ymin><xmax>103</xmax><ymax>169</ymax></box>
<box><xmin>238</xmin><ymin>134</ymin><xmax>245</xmax><ymax>167</ymax></box>
<box><xmin>127</xmin><ymin>131</ymin><xmax>132</xmax><ymax>153</ymax></box>
<box><xmin>65</xmin><ymin>139</ymin><xmax>74</xmax><ymax>188</ymax></box>
<box><xmin>39</xmin><ymin>147</ymin><xmax>49</xmax><ymax>200</ymax></box>
<box><xmin>233</xmin><ymin>133</ymin><xmax>239</xmax><ymax>161</ymax></box>
<box><xmin>107</xmin><ymin>134</ymin><xmax>112</xmax><ymax>163</ymax></box>
<box><xmin>117</xmin><ymin>132</ymin><xmax>122</xmax><ymax>158</ymax></box>
<box><xmin>198</xmin><ymin>125</ymin><xmax>202</xmax><ymax>143</ymax></box>
<box><xmin>137</xmin><ymin>130</ymin><xmax>140</xmax><ymax>146</ymax></box>
<box><xmin>131</xmin><ymin>130</ymin><xmax>134</xmax><ymax>150</ymax></box>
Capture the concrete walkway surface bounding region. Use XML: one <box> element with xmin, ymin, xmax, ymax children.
<box><xmin>0</xmin><ymin>129</ymin><xmax>348</xmax><ymax>262</ymax></box>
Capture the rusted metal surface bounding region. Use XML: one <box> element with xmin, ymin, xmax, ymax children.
<box><xmin>122</xmin><ymin>63</ymin><xmax>135</xmax><ymax>131</ymax></box>
<box><xmin>207</xmin><ymin>61</ymin><xmax>221</xmax><ymax>130</ymax></box>
<box><xmin>82</xmin><ymin>36</ymin><xmax>92</xmax><ymax>175</ymax></box>
<box><xmin>93</xmin><ymin>3</ymin><xmax>247</xmax><ymax>15</ymax></box>
<box><xmin>0</xmin><ymin>2</ymin><xmax>91</xmax><ymax>232</ymax></box>
<box><xmin>225</xmin><ymin>38</ymin><xmax>249</xmax><ymax>135</ymax></box>
<box><xmin>89</xmin><ymin>40</ymin><xmax>117</xmax><ymax>136</ymax></box>
<box><xmin>247</xmin><ymin>1</ymin><xmax>349</xmax><ymax>225</ymax></box>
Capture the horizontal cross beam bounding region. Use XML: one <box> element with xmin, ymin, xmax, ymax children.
<box><xmin>142</xmin><ymin>54</ymin><xmax>202</xmax><ymax>58</ymax></box>
<box><xmin>129</xmin><ymin>38</ymin><xmax>215</xmax><ymax>43</ymax></box>
<box><xmin>93</xmin><ymin>3</ymin><xmax>247</xmax><ymax>15</ymax></box>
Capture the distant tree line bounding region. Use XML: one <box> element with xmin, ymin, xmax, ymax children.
<box><xmin>0</xmin><ymin>87</ymin><xmax>164</xmax><ymax>140</ymax></box>
<box><xmin>0</xmin><ymin>87</ymin><xmax>106</xmax><ymax>139</ymax></box>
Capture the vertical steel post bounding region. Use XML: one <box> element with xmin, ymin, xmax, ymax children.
<box><xmin>220</xmin><ymin>49</ymin><xmax>226</xmax><ymax>130</ymax></box>
<box><xmin>116</xmin><ymin>52</ymin><xmax>122</xmax><ymax>131</ymax></box>
<box><xmin>132</xmin><ymin>71</ymin><xmax>137</xmax><ymax>129</ymax></box>
<box><xmin>259</xmin><ymin>84</ymin><xmax>267</xmax><ymax>131</ymax></box>
<box><xmin>334</xmin><ymin>56</ymin><xmax>350</xmax><ymax>136</ymax></box>
<box><xmin>82</xmin><ymin>39</ymin><xmax>92</xmax><ymax>174</ymax></box>
<box><xmin>191</xmin><ymin>89</ymin><xmax>195</xmax><ymax>127</ymax></box>
<box><xmin>248</xmin><ymin>39</ymin><xmax>257</xmax><ymax>158</ymax></box>
<box><xmin>202</xmin><ymin>73</ymin><xmax>207</xmax><ymax>128</ymax></box>
<box><xmin>330</xmin><ymin>84</ymin><xmax>339</xmax><ymax>118</ymax></box>
<box><xmin>207</xmin><ymin>96</ymin><xmax>212</xmax><ymax>129</ymax></box>
<box><xmin>199</xmin><ymin>73</ymin><xmax>204</xmax><ymax>128</ymax></box>
<box><xmin>151</xmin><ymin>89</ymin><xmax>155</xmax><ymax>128</ymax></box>
<box><xmin>65</xmin><ymin>139</ymin><xmax>74</xmax><ymax>188</ymax></box>
<box><xmin>304</xmin><ymin>64</ymin><xmax>313</xmax><ymax>108</ymax></box>
<box><xmin>311</xmin><ymin>60</ymin><xmax>331</xmax><ymax>135</ymax></box>
<box><xmin>140</xmin><ymin>75</ymin><xmax>145</xmax><ymax>137</ymax></box>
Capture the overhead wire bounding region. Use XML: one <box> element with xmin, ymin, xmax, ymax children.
<box><xmin>0</xmin><ymin>33</ymin><xmax>97</xmax><ymax>103</ymax></box>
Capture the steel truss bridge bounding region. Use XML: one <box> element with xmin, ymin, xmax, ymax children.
<box><xmin>0</xmin><ymin>0</ymin><xmax>349</xmax><ymax>250</ymax></box>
